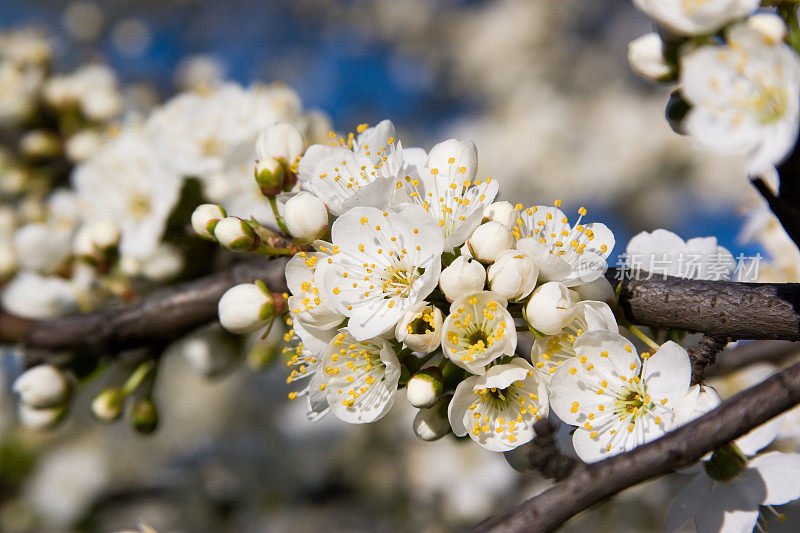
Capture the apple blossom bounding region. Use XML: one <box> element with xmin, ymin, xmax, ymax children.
<box><xmin>439</xmin><ymin>255</ymin><xmax>486</xmax><ymax>302</ymax></box>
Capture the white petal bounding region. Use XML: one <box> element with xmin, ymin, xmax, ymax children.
<box><xmin>641</xmin><ymin>341</ymin><xmax>691</xmax><ymax>406</ymax></box>
<box><xmin>665</xmin><ymin>474</ymin><xmax>713</xmax><ymax>532</ymax></box>
<box><xmin>750</xmin><ymin>452</ymin><xmax>800</xmax><ymax>505</ymax></box>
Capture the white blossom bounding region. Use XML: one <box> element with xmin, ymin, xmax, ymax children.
<box><xmin>395</xmin><ymin>302</ymin><xmax>443</xmax><ymax>354</ymax></box>
<box><xmin>13</xmin><ymin>365</ymin><xmax>69</xmax><ymax>409</ymax></box>
<box><xmin>255</xmin><ymin>122</ymin><xmax>306</xmax><ymax>164</ymax></box>
<box><xmin>298</xmin><ymin>120</ymin><xmax>407</xmax><ymax>215</ymax></box>
<box><xmin>448</xmin><ymin>358</ymin><xmax>548</xmax><ymax>452</ymax></box>
<box><xmin>627</xmin><ymin>32</ymin><xmax>671</xmax><ymax>81</ymax></box>
<box><xmin>625</xmin><ymin>228</ymin><xmax>735</xmax><ymax>280</ymax></box>
<box><xmin>316</xmin><ymin>204</ymin><xmax>443</xmax><ymax>340</ymax></box>
<box><xmin>550</xmin><ymin>331</ymin><xmax>692</xmax><ymax>462</ymax></box>
<box><xmin>285</xmin><ymin>247</ymin><xmax>344</xmax><ymax>333</ymax></box>
<box><xmin>681</xmin><ymin>22</ymin><xmax>800</xmax><ymax>175</ymax></box>
<box><xmin>190</xmin><ymin>203</ymin><xmax>226</xmax><ymax>241</ymax></box>
<box><xmin>71</xmin><ymin>129</ymin><xmax>183</xmax><ymax>260</ymax></box>
<box><xmin>511</xmin><ymin>204</ymin><xmax>614</xmax><ymax>286</ymax></box>
<box><xmin>442</xmin><ymin>291</ymin><xmax>516</xmax><ymax>375</ymax></box>
<box><xmin>530</xmin><ymin>300</ymin><xmax>618</xmax><ymax>382</ymax></box>
<box><xmin>632</xmin><ymin>0</ymin><xmax>759</xmax><ymax>36</ymax></box>
<box><xmin>394</xmin><ymin>139</ymin><xmax>498</xmax><ymax>249</ymax></box>
<box><xmin>217</xmin><ymin>283</ymin><xmax>275</xmax><ymax>334</ymax></box>
<box><xmin>309</xmin><ymin>329</ymin><xmax>401</xmax><ymax>423</ymax></box>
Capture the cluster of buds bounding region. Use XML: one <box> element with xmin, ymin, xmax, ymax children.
<box><xmin>12</xmin><ymin>365</ymin><xmax>70</xmax><ymax>429</ymax></box>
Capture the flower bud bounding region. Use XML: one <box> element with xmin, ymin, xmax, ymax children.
<box><xmin>627</xmin><ymin>33</ymin><xmax>671</xmax><ymax>81</ymax></box>
<box><xmin>81</xmin><ymin>89</ymin><xmax>124</xmax><ymax>122</ymax></box>
<box><xmin>129</xmin><ymin>398</ymin><xmax>159</xmax><ymax>435</ymax></box>
<box><xmin>13</xmin><ymin>223</ymin><xmax>72</xmax><ymax>274</ymax></box>
<box><xmin>283</xmin><ymin>192</ymin><xmax>329</xmax><ymax>242</ymax></box>
<box><xmin>485</xmin><ymin>201</ymin><xmax>514</xmax><ymax>225</ymax></box>
<box><xmin>255</xmin><ymin>123</ymin><xmax>306</xmax><ymax>164</ymax></box>
<box><xmin>412</xmin><ymin>396</ymin><xmax>451</xmax><ymax>441</ymax></box>
<box><xmin>218</xmin><ymin>282</ymin><xmax>275</xmax><ymax>334</ymax></box>
<box><xmin>65</xmin><ymin>129</ymin><xmax>103</xmax><ymax>162</ymax></box>
<box><xmin>487</xmin><ymin>250</ymin><xmax>538</xmax><ymax>302</ymax></box>
<box><xmin>439</xmin><ymin>256</ymin><xmax>486</xmax><ymax>302</ymax></box>
<box><xmin>214</xmin><ymin>216</ymin><xmax>260</xmax><ymax>252</ymax></box>
<box><xmin>74</xmin><ymin>219</ymin><xmax>120</xmax><ymax>256</ymax></box>
<box><xmin>468</xmin><ymin>221</ymin><xmax>513</xmax><ymax>263</ymax></box>
<box><xmin>254</xmin><ymin>157</ymin><xmax>285</xmax><ymax>196</ymax></box>
<box><xmin>19</xmin><ymin>130</ymin><xmax>61</xmax><ymax>159</ymax></box>
<box><xmin>572</xmin><ymin>277</ymin><xmax>615</xmax><ymax>304</ymax></box>
<box><xmin>395</xmin><ymin>302</ymin><xmax>443</xmax><ymax>353</ymax></box>
<box><xmin>748</xmin><ymin>13</ymin><xmax>787</xmax><ymax>44</ymax></box>
<box><xmin>91</xmin><ymin>387</ymin><xmax>125</xmax><ymax>422</ymax></box>
<box><xmin>13</xmin><ymin>365</ymin><xmax>70</xmax><ymax>409</ymax></box>
<box><xmin>191</xmin><ymin>203</ymin><xmax>227</xmax><ymax>241</ymax></box>
<box><xmin>407</xmin><ymin>367</ymin><xmax>444</xmax><ymax>408</ymax></box>
<box><xmin>180</xmin><ymin>326</ymin><xmax>240</xmax><ymax>378</ymax></box>
<box><xmin>427</xmin><ymin>139</ymin><xmax>478</xmax><ymax>179</ymax></box>
<box><xmin>524</xmin><ymin>282</ymin><xmax>576</xmax><ymax>335</ymax></box>
<box><xmin>18</xmin><ymin>403</ymin><xmax>66</xmax><ymax>430</ymax></box>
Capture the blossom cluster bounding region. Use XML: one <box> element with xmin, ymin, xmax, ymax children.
<box><xmin>201</xmin><ymin>120</ymin><xmax>725</xmax><ymax>460</ymax></box>
<box><xmin>628</xmin><ymin>1</ymin><xmax>800</xmax><ymax>178</ymax></box>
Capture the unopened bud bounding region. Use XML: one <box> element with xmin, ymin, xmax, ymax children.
<box><xmin>254</xmin><ymin>157</ymin><xmax>285</xmax><ymax>196</ymax></box>
<box><xmin>19</xmin><ymin>130</ymin><xmax>61</xmax><ymax>159</ymax></box>
<box><xmin>214</xmin><ymin>216</ymin><xmax>260</xmax><ymax>252</ymax></box>
<box><xmin>283</xmin><ymin>192</ymin><xmax>328</xmax><ymax>241</ymax></box>
<box><xmin>524</xmin><ymin>282</ymin><xmax>576</xmax><ymax>336</ymax></box>
<box><xmin>748</xmin><ymin>13</ymin><xmax>787</xmax><ymax>45</ymax></box>
<box><xmin>191</xmin><ymin>203</ymin><xmax>226</xmax><ymax>240</ymax></box>
<box><xmin>487</xmin><ymin>250</ymin><xmax>538</xmax><ymax>302</ymax></box>
<box><xmin>485</xmin><ymin>201</ymin><xmax>515</xmax><ymax>225</ymax></box>
<box><xmin>13</xmin><ymin>365</ymin><xmax>70</xmax><ymax>409</ymax></box>
<box><xmin>91</xmin><ymin>387</ymin><xmax>125</xmax><ymax>422</ymax></box>
<box><xmin>407</xmin><ymin>367</ymin><xmax>444</xmax><ymax>408</ymax></box>
<box><xmin>439</xmin><ymin>256</ymin><xmax>486</xmax><ymax>302</ymax></box>
<box><xmin>413</xmin><ymin>396</ymin><xmax>452</xmax><ymax>441</ymax></box>
<box><xmin>255</xmin><ymin>123</ymin><xmax>306</xmax><ymax>163</ymax></box>
<box><xmin>468</xmin><ymin>221</ymin><xmax>513</xmax><ymax>263</ymax></box>
<box><xmin>218</xmin><ymin>282</ymin><xmax>276</xmax><ymax>334</ymax></box>
<box><xmin>129</xmin><ymin>398</ymin><xmax>159</xmax><ymax>434</ymax></box>
<box><xmin>74</xmin><ymin>219</ymin><xmax>120</xmax><ymax>257</ymax></box>
<box><xmin>18</xmin><ymin>403</ymin><xmax>66</xmax><ymax>430</ymax></box>
<box><xmin>627</xmin><ymin>33</ymin><xmax>671</xmax><ymax>81</ymax></box>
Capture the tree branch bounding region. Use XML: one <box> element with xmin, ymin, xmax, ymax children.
<box><xmin>690</xmin><ymin>334</ymin><xmax>730</xmax><ymax>384</ymax></box>
<box><xmin>607</xmin><ymin>268</ymin><xmax>800</xmax><ymax>340</ymax></box>
<box><xmin>21</xmin><ymin>257</ymin><xmax>289</xmax><ymax>364</ymax></box>
<box><xmin>706</xmin><ymin>340</ymin><xmax>800</xmax><ymax>378</ymax></box>
<box><xmin>473</xmin><ymin>361</ymin><xmax>800</xmax><ymax>533</ymax></box>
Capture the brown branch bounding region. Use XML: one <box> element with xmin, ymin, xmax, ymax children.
<box><xmin>706</xmin><ymin>340</ymin><xmax>800</xmax><ymax>378</ymax></box>
<box><xmin>21</xmin><ymin>257</ymin><xmax>289</xmax><ymax>364</ymax></box>
<box><xmin>690</xmin><ymin>334</ymin><xmax>730</xmax><ymax>385</ymax></box>
<box><xmin>752</xmin><ymin>176</ymin><xmax>800</xmax><ymax>249</ymax></box>
<box><xmin>473</xmin><ymin>361</ymin><xmax>800</xmax><ymax>533</ymax></box>
<box><xmin>607</xmin><ymin>268</ymin><xmax>800</xmax><ymax>340</ymax></box>
<box><xmin>516</xmin><ymin>418</ymin><xmax>577</xmax><ymax>481</ymax></box>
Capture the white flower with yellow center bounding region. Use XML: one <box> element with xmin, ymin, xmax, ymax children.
<box><xmin>632</xmin><ymin>0</ymin><xmax>758</xmax><ymax>36</ymax></box>
<box><xmin>550</xmin><ymin>331</ymin><xmax>692</xmax><ymax>462</ymax></box>
<box><xmin>510</xmin><ymin>201</ymin><xmax>614</xmax><ymax>286</ymax></box>
<box><xmin>71</xmin><ymin>129</ymin><xmax>182</xmax><ymax>260</ymax></box>
<box><xmin>448</xmin><ymin>358</ymin><xmax>548</xmax><ymax>452</ymax></box>
<box><xmin>298</xmin><ymin>120</ymin><xmax>407</xmax><ymax>215</ymax></box>
<box><xmin>681</xmin><ymin>22</ymin><xmax>800</xmax><ymax>175</ymax></box>
<box><xmin>394</xmin><ymin>139</ymin><xmax>498</xmax><ymax>249</ymax></box>
<box><xmin>316</xmin><ymin>204</ymin><xmax>444</xmax><ymax>340</ymax></box>
<box><xmin>530</xmin><ymin>301</ymin><xmax>618</xmax><ymax>383</ymax></box>
<box><xmin>441</xmin><ymin>291</ymin><xmax>517</xmax><ymax>375</ymax></box>
<box><xmin>309</xmin><ymin>329</ymin><xmax>401</xmax><ymax>424</ymax></box>
<box><xmin>284</xmin><ymin>318</ymin><xmax>335</xmax><ymax>421</ymax></box>
<box><xmin>285</xmin><ymin>247</ymin><xmax>344</xmax><ymax>334</ymax></box>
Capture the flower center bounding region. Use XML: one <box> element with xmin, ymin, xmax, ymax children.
<box><xmin>382</xmin><ymin>265</ymin><xmax>420</xmax><ymax>297</ymax></box>
<box><xmin>128</xmin><ymin>192</ymin><xmax>152</xmax><ymax>219</ymax></box>
<box><xmin>751</xmin><ymin>84</ymin><xmax>788</xmax><ymax>124</ymax></box>
<box><xmin>407</xmin><ymin>308</ymin><xmax>435</xmax><ymax>335</ymax></box>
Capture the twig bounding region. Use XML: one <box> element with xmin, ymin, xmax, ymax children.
<box><xmin>751</xmin><ymin>176</ymin><xmax>800</xmax><ymax>249</ymax></box>
<box><xmin>689</xmin><ymin>334</ymin><xmax>730</xmax><ymax>385</ymax></box>
<box><xmin>706</xmin><ymin>340</ymin><xmax>800</xmax><ymax>378</ymax></box>
<box><xmin>473</xmin><ymin>360</ymin><xmax>800</xmax><ymax>533</ymax></box>
<box><xmin>21</xmin><ymin>257</ymin><xmax>289</xmax><ymax>364</ymax></box>
<box><xmin>520</xmin><ymin>418</ymin><xmax>577</xmax><ymax>481</ymax></box>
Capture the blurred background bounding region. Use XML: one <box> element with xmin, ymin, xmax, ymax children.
<box><xmin>0</xmin><ymin>1</ymin><xmax>780</xmax><ymax>532</ymax></box>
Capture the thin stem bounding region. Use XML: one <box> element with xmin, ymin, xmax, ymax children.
<box><xmin>627</xmin><ymin>324</ymin><xmax>661</xmax><ymax>352</ymax></box>
<box><xmin>122</xmin><ymin>360</ymin><xmax>155</xmax><ymax>396</ymax></box>
<box><xmin>268</xmin><ymin>195</ymin><xmax>290</xmax><ymax>235</ymax></box>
